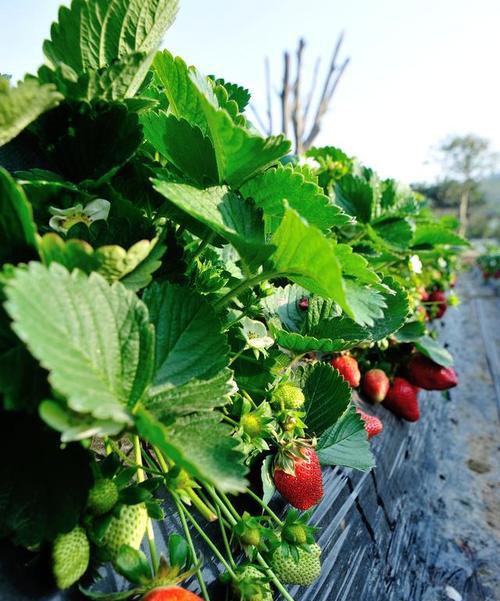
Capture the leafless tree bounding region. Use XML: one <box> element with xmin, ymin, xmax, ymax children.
<box><xmin>251</xmin><ymin>34</ymin><xmax>349</xmax><ymax>154</ymax></box>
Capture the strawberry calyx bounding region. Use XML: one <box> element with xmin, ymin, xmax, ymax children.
<box><xmin>280</xmin><ymin>509</ymin><xmax>317</xmax><ymax>548</ymax></box>
<box><xmin>273</xmin><ymin>438</ymin><xmax>317</xmax><ymax>477</ymax></box>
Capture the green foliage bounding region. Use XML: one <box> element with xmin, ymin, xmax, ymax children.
<box><xmin>0</xmin><ymin>0</ymin><xmax>465</xmax><ymax>593</ymax></box>
<box><xmin>4</xmin><ymin>263</ymin><xmax>154</xmax><ymax>426</ymax></box>
<box><xmin>43</xmin><ymin>0</ymin><xmax>179</xmax><ymax>72</ymax></box>
<box><xmin>0</xmin><ymin>79</ymin><xmax>62</xmax><ymax>147</ymax></box>
<box><xmin>0</xmin><ymin>168</ymin><xmax>38</xmax><ymax>264</ymax></box>
<box><xmin>317</xmin><ymin>405</ymin><xmax>375</xmax><ymax>471</ymax></box>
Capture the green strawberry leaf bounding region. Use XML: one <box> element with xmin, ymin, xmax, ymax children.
<box><xmin>152</xmin><ymin>51</ymin><xmax>290</xmax><ymax>186</ymax></box>
<box><xmin>298</xmin><ymin>362</ymin><xmax>352</xmax><ymax>437</ymax></box>
<box><xmin>316</xmin><ymin>405</ymin><xmax>375</xmax><ymax>471</ymax></box>
<box><xmin>371</xmin><ymin>216</ymin><xmax>413</xmax><ymax>250</ymax></box>
<box><xmin>269</xmin><ymin>327</ymin><xmax>355</xmax><ymax>354</ymax></box>
<box><xmin>0</xmin><ymin>413</ymin><xmax>92</xmax><ymax>547</ymax></box>
<box><xmin>4</xmin><ymin>263</ymin><xmax>154</xmax><ymax>426</ymax></box>
<box><xmin>261</xmin><ymin>284</ymin><xmax>307</xmax><ymax>332</ymax></box>
<box><xmin>240</xmin><ymin>164</ymin><xmax>351</xmax><ymax>233</ymax></box>
<box><xmin>142</xmin><ymin>112</ymin><xmax>218</xmax><ymax>186</ymax></box>
<box><xmin>151</xmin><ymin>180</ymin><xmax>271</xmax><ymax>270</ymax></box>
<box><xmin>38</xmin><ymin>52</ymin><xmax>155</xmax><ymax>101</ymax></box>
<box><xmin>0</xmin><ymin>168</ymin><xmax>38</xmax><ymax>265</ymax></box>
<box><xmin>135</xmin><ymin>408</ymin><xmax>247</xmax><ymax>492</ymax></box>
<box><xmin>394</xmin><ymin>320</ymin><xmax>426</xmax><ymax>341</ymax></box>
<box><xmin>143</xmin><ymin>281</ymin><xmax>229</xmax><ymax>393</ymax></box>
<box><xmin>333</xmin><ymin>243</ymin><xmax>380</xmax><ymax>285</ymax></box>
<box><xmin>411</xmin><ymin>224</ymin><xmax>469</xmax><ymax>248</ymax></box>
<box><xmin>211</xmin><ymin>77</ymin><xmax>251</xmax><ymax>113</ymax></box>
<box><xmin>145</xmin><ymin>367</ymin><xmax>236</xmax><ymax>418</ymax></box>
<box><xmin>33</xmin><ymin>101</ymin><xmax>143</xmax><ymax>185</ymax></box>
<box><xmin>335</xmin><ymin>174</ymin><xmax>373</xmax><ymax>223</ymax></box>
<box><xmin>0</xmin><ymin>79</ymin><xmax>62</xmax><ymax>147</ymax></box>
<box><xmin>343</xmin><ymin>280</ymin><xmax>387</xmax><ymax>328</ymax></box>
<box><xmin>43</xmin><ymin>0</ymin><xmax>179</xmax><ymax>73</ymax></box>
<box><xmin>261</xmin><ymin>455</ymin><xmax>276</xmax><ymax>505</ymax></box>
<box><xmin>268</xmin><ymin>208</ymin><xmax>350</xmax><ymax>317</ymax></box>
<box><xmin>414</xmin><ymin>336</ymin><xmax>454</xmax><ymax>367</ymax></box>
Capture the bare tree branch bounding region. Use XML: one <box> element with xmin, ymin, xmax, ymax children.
<box><xmin>280</xmin><ymin>51</ymin><xmax>291</xmax><ymax>137</ymax></box>
<box><xmin>303</xmin><ymin>33</ymin><xmax>348</xmax><ymax>150</ymax></box>
<box><xmin>265</xmin><ymin>57</ymin><xmax>273</xmax><ymax>136</ymax></box>
<box><xmin>303</xmin><ymin>56</ymin><xmax>321</xmax><ymax>134</ymax></box>
<box><xmin>291</xmin><ymin>38</ymin><xmax>306</xmax><ymax>153</ymax></box>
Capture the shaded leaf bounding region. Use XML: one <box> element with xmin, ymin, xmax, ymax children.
<box><xmin>0</xmin><ymin>79</ymin><xmax>62</xmax><ymax>147</ymax></box>
<box><xmin>298</xmin><ymin>362</ymin><xmax>352</xmax><ymax>437</ymax></box>
<box><xmin>317</xmin><ymin>405</ymin><xmax>375</xmax><ymax>471</ymax></box>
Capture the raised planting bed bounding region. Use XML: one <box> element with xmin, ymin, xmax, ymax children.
<box><xmin>1</xmin><ymin>272</ymin><xmax>498</xmax><ymax>601</ymax></box>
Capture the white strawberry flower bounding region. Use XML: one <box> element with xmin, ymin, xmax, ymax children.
<box><xmin>240</xmin><ymin>317</ymin><xmax>274</xmax><ymax>358</ymax></box>
<box><xmin>408</xmin><ymin>254</ymin><xmax>423</xmax><ymax>274</ymax></box>
<box><xmin>49</xmin><ymin>198</ymin><xmax>110</xmax><ymax>234</ymax></box>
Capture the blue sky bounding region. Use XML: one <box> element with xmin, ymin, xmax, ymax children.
<box><xmin>1</xmin><ymin>0</ymin><xmax>498</xmax><ymax>182</ymax></box>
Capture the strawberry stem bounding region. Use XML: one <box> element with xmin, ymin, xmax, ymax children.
<box><xmin>175</xmin><ymin>496</ymin><xmax>237</xmax><ymax>579</ymax></box>
<box><xmin>207</xmin><ymin>488</ymin><xmax>296</xmax><ymax>601</ymax></box>
<box><xmin>152</xmin><ymin>445</ymin><xmax>217</xmax><ymax>522</ymax></box>
<box><xmin>245</xmin><ymin>488</ymin><xmax>284</xmax><ymax>527</ymax></box>
<box><xmin>213</xmin><ymin>272</ymin><xmax>277</xmax><ymax>312</ymax></box>
<box><xmin>174</xmin><ymin>495</ymin><xmax>211</xmax><ymax>601</ymax></box>
<box><xmin>213</xmin><ymin>501</ymin><xmax>237</xmax><ymax>570</ymax></box>
<box><xmin>186</xmin><ymin>488</ymin><xmax>217</xmax><ymax>522</ymax></box>
<box><xmin>133</xmin><ymin>435</ymin><xmax>159</xmax><ymax>574</ymax></box>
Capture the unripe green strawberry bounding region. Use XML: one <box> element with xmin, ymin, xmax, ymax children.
<box><xmin>240</xmin><ymin>527</ymin><xmax>261</xmax><ymax>547</ymax></box>
<box><xmin>52</xmin><ymin>526</ymin><xmax>89</xmax><ymax>589</ymax></box>
<box><xmin>101</xmin><ymin>503</ymin><xmax>148</xmax><ymax>561</ymax></box>
<box><xmin>232</xmin><ymin>565</ymin><xmax>273</xmax><ymax>601</ymax></box>
<box><xmin>270</xmin><ymin>543</ymin><xmax>321</xmax><ymax>585</ymax></box>
<box><xmin>282</xmin><ymin>523</ymin><xmax>308</xmax><ymax>545</ymax></box>
<box><xmin>273</xmin><ymin>383</ymin><xmax>305</xmax><ymax>409</ymax></box>
<box><xmin>241</xmin><ymin>413</ymin><xmax>263</xmax><ymax>438</ymax></box>
<box><xmin>87</xmin><ymin>478</ymin><xmax>119</xmax><ymax>515</ymax></box>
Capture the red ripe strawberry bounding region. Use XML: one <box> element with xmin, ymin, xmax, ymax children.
<box><xmin>330</xmin><ymin>355</ymin><xmax>361</xmax><ymax>388</ymax></box>
<box><xmin>273</xmin><ymin>445</ymin><xmax>323</xmax><ymax>510</ymax></box>
<box><xmin>407</xmin><ymin>354</ymin><xmax>458</xmax><ymax>390</ymax></box>
<box><xmin>142</xmin><ymin>587</ymin><xmax>203</xmax><ymax>601</ymax></box>
<box><xmin>356</xmin><ymin>408</ymin><xmax>383</xmax><ymax>439</ymax></box>
<box><xmin>428</xmin><ymin>290</ymin><xmax>447</xmax><ymax>319</ymax></box>
<box><xmin>362</xmin><ymin>369</ymin><xmax>390</xmax><ymax>403</ymax></box>
<box><xmin>383</xmin><ymin>377</ymin><xmax>420</xmax><ymax>422</ymax></box>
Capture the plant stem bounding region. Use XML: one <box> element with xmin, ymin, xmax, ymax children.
<box><xmin>174</xmin><ymin>496</ymin><xmax>211</xmax><ymax>601</ymax></box>
<box><xmin>152</xmin><ymin>446</ymin><xmax>217</xmax><ymax>522</ymax></box>
<box><xmin>207</xmin><ymin>488</ymin><xmax>296</xmax><ymax>601</ymax></box>
<box><xmin>191</xmin><ymin>232</ymin><xmax>216</xmax><ymax>262</ymax></box>
<box><xmin>255</xmin><ymin>552</ymin><xmax>296</xmax><ymax>601</ymax></box>
<box><xmin>107</xmin><ymin>439</ymin><xmax>163</xmax><ymax>476</ymax></box>
<box><xmin>245</xmin><ymin>488</ymin><xmax>284</xmax><ymax>527</ymax></box>
<box><xmin>214</xmin><ymin>502</ymin><xmax>237</xmax><ymax>569</ymax></box>
<box><xmin>187</xmin><ymin>488</ymin><xmax>217</xmax><ymax>522</ymax></box>
<box><xmin>241</xmin><ymin>389</ymin><xmax>259</xmax><ymax>410</ymax></box>
<box><xmin>286</xmin><ymin>352</ymin><xmax>306</xmax><ymax>372</ymax></box>
<box><xmin>222</xmin><ymin>414</ymin><xmax>239</xmax><ymax>427</ymax></box>
<box><xmin>228</xmin><ymin>345</ymin><xmax>249</xmax><ymax>366</ymax></box>
<box><xmin>132</xmin><ymin>436</ymin><xmax>159</xmax><ymax>574</ymax></box>
<box><xmin>214</xmin><ymin>272</ymin><xmax>276</xmax><ymax>312</ymax></box>
<box><xmin>177</xmin><ymin>498</ymin><xmax>237</xmax><ymax>579</ymax></box>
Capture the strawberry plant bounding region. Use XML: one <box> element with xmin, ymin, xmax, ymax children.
<box><xmin>0</xmin><ymin>0</ymin><xmax>468</xmax><ymax>599</ymax></box>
